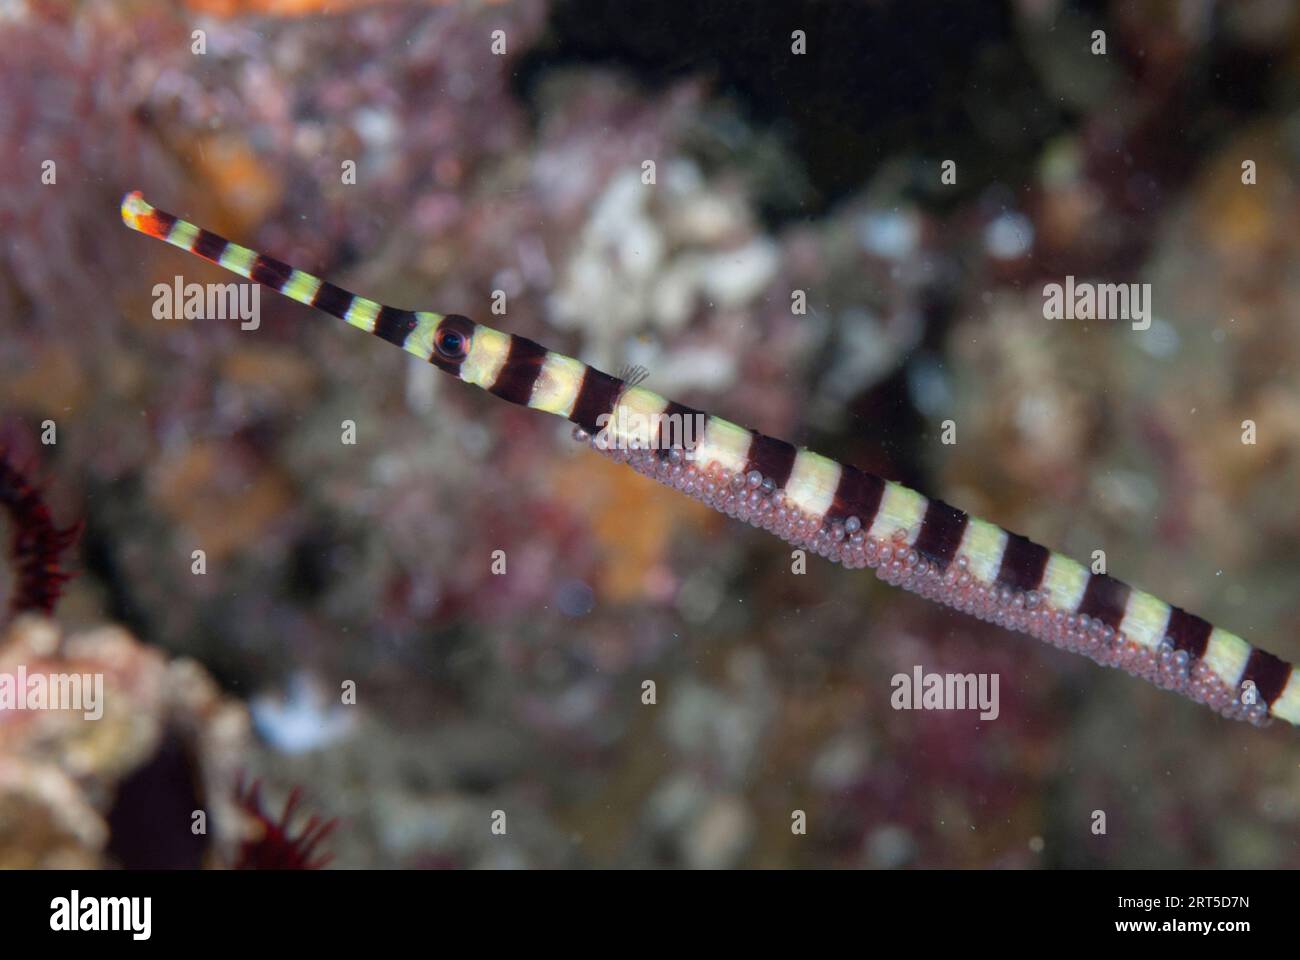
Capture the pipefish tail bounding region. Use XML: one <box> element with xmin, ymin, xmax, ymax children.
<box><xmin>120</xmin><ymin>190</ymin><xmax>1299</xmax><ymax>730</ymax></box>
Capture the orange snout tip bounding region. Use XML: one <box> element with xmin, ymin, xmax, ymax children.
<box><xmin>120</xmin><ymin>190</ymin><xmax>152</xmax><ymax>230</ymax></box>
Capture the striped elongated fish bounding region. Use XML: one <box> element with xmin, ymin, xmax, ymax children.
<box><xmin>120</xmin><ymin>190</ymin><xmax>1299</xmax><ymax>730</ymax></box>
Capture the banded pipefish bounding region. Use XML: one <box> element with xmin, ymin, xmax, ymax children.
<box><xmin>120</xmin><ymin>190</ymin><xmax>1299</xmax><ymax>730</ymax></box>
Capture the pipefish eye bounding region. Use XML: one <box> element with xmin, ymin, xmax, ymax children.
<box><xmin>434</xmin><ymin>315</ymin><xmax>473</xmax><ymax>360</ymax></box>
<box><xmin>438</xmin><ymin>329</ymin><xmax>463</xmax><ymax>355</ymax></box>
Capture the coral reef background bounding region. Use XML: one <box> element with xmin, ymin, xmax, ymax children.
<box><xmin>1</xmin><ymin>0</ymin><xmax>1299</xmax><ymax>868</ymax></box>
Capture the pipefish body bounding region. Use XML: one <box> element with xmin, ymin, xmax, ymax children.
<box><xmin>120</xmin><ymin>190</ymin><xmax>1300</xmax><ymax>730</ymax></box>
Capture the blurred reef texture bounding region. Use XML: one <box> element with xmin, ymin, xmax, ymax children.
<box><xmin>0</xmin><ymin>0</ymin><xmax>1299</xmax><ymax>867</ymax></box>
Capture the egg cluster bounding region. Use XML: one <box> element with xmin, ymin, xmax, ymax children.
<box><xmin>584</xmin><ymin>433</ymin><xmax>1266</xmax><ymax>726</ymax></box>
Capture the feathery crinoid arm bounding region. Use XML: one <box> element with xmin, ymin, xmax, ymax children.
<box><xmin>120</xmin><ymin>191</ymin><xmax>1299</xmax><ymax>729</ymax></box>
